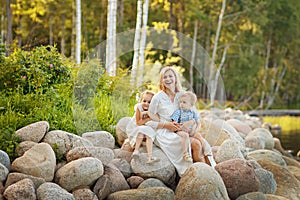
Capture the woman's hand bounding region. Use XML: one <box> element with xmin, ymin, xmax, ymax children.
<box><xmin>164</xmin><ymin>121</ymin><xmax>181</xmax><ymax>132</ymax></box>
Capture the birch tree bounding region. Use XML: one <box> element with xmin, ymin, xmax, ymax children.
<box><xmin>75</xmin><ymin>0</ymin><xmax>81</xmax><ymax>65</ymax></box>
<box><xmin>208</xmin><ymin>0</ymin><xmax>226</xmax><ymax>107</ymax></box>
<box><xmin>136</xmin><ymin>0</ymin><xmax>149</xmax><ymax>87</ymax></box>
<box><xmin>106</xmin><ymin>0</ymin><xmax>117</xmax><ymax>76</ymax></box>
<box><xmin>189</xmin><ymin>20</ymin><xmax>198</xmax><ymax>90</ymax></box>
<box><xmin>130</xmin><ymin>0</ymin><xmax>142</xmax><ymax>86</ymax></box>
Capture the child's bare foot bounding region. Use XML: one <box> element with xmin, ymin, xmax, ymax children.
<box><xmin>146</xmin><ymin>157</ymin><xmax>160</xmax><ymax>164</ymax></box>
<box><xmin>183</xmin><ymin>153</ymin><xmax>193</xmax><ymax>162</ymax></box>
<box><xmin>132</xmin><ymin>150</ymin><xmax>139</xmax><ymax>158</ymax></box>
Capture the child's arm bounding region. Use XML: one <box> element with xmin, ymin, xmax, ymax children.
<box><xmin>135</xmin><ymin>108</ymin><xmax>151</xmax><ymax>126</ymax></box>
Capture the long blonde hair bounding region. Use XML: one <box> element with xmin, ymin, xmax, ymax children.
<box><xmin>158</xmin><ymin>66</ymin><xmax>182</xmax><ymax>92</ymax></box>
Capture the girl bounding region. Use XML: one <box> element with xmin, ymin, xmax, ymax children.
<box><xmin>126</xmin><ymin>90</ymin><xmax>160</xmax><ymax>164</ymax></box>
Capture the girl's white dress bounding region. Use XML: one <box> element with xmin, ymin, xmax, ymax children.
<box><xmin>149</xmin><ymin>91</ymin><xmax>192</xmax><ymax>176</ymax></box>
<box><xmin>126</xmin><ymin>103</ymin><xmax>157</xmax><ymax>148</ymax></box>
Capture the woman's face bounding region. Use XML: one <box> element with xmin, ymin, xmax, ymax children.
<box><xmin>162</xmin><ymin>70</ymin><xmax>176</xmax><ymax>91</ymax></box>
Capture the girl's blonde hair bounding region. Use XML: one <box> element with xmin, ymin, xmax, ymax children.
<box><xmin>140</xmin><ymin>90</ymin><xmax>155</xmax><ymax>102</ymax></box>
<box><xmin>158</xmin><ymin>66</ymin><xmax>182</xmax><ymax>92</ymax></box>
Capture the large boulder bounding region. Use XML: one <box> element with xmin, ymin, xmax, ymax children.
<box><xmin>14</xmin><ymin>121</ymin><xmax>49</xmax><ymax>142</ymax></box>
<box><xmin>258</xmin><ymin>159</ymin><xmax>300</xmax><ymax>200</ymax></box>
<box><xmin>247</xmin><ymin>149</ymin><xmax>287</xmax><ymax>168</ymax></box>
<box><xmin>130</xmin><ymin>146</ymin><xmax>176</xmax><ymax>187</ymax></box>
<box><xmin>82</xmin><ymin>131</ymin><xmax>115</xmax><ymax>149</ymax></box>
<box><xmin>215</xmin><ymin>158</ymin><xmax>260</xmax><ymax>200</ymax></box>
<box><xmin>175</xmin><ymin>162</ymin><xmax>229</xmax><ymax>200</ymax></box>
<box><xmin>115</xmin><ymin>117</ymin><xmax>131</xmax><ymax>146</ymax></box>
<box><xmin>246</xmin><ymin>128</ymin><xmax>274</xmax><ymax>150</ymax></box>
<box><xmin>11</xmin><ymin>143</ymin><xmax>56</xmax><ymax>181</ymax></box>
<box><xmin>55</xmin><ymin>157</ymin><xmax>103</xmax><ymax>192</ymax></box>
<box><xmin>42</xmin><ymin>130</ymin><xmax>93</xmax><ymax>156</ymax></box>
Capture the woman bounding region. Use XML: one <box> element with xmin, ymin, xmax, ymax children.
<box><xmin>148</xmin><ymin>66</ymin><xmax>195</xmax><ymax>176</ymax></box>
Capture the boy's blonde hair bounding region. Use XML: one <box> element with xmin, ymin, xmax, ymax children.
<box><xmin>158</xmin><ymin>66</ymin><xmax>182</xmax><ymax>92</ymax></box>
<box><xmin>140</xmin><ymin>90</ymin><xmax>155</xmax><ymax>102</ymax></box>
<box><xmin>181</xmin><ymin>91</ymin><xmax>197</xmax><ymax>106</ymax></box>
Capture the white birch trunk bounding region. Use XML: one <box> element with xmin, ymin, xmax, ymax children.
<box><xmin>259</xmin><ymin>37</ymin><xmax>271</xmax><ymax>109</ymax></box>
<box><xmin>130</xmin><ymin>0</ymin><xmax>142</xmax><ymax>86</ymax></box>
<box><xmin>75</xmin><ymin>0</ymin><xmax>81</xmax><ymax>65</ymax></box>
<box><xmin>266</xmin><ymin>65</ymin><xmax>287</xmax><ymax>109</ymax></box>
<box><xmin>1</xmin><ymin>3</ymin><xmax>4</xmax><ymax>43</ymax></box>
<box><xmin>190</xmin><ymin>20</ymin><xmax>198</xmax><ymax>90</ymax></box>
<box><xmin>208</xmin><ymin>0</ymin><xmax>226</xmax><ymax>107</ymax></box>
<box><xmin>137</xmin><ymin>0</ymin><xmax>149</xmax><ymax>87</ymax></box>
<box><xmin>106</xmin><ymin>0</ymin><xmax>117</xmax><ymax>76</ymax></box>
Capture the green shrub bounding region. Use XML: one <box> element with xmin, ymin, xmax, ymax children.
<box><xmin>0</xmin><ymin>45</ymin><xmax>71</xmax><ymax>94</ymax></box>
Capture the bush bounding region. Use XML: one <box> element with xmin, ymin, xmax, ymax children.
<box><xmin>0</xmin><ymin>45</ymin><xmax>71</xmax><ymax>94</ymax></box>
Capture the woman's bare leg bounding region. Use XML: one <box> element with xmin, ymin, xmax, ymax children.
<box><xmin>190</xmin><ymin>137</ymin><xmax>205</xmax><ymax>162</ymax></box>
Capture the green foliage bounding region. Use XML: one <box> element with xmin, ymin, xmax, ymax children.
<box><xmin>0</xmin><ymin>46</ymin><xmax>71</xmax><ymax>94</ymax></box>
<box><xmin>263</xmin><ymin>116</ymin><xmax>300</xmax><ymax>132</ymax></box>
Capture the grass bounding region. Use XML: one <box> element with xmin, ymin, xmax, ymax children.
<box><xmin>263</xmin><ymin>116</ymin><xmax>300</xmax><ymax>132</ymax></box>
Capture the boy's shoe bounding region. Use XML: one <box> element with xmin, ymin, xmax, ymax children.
<box><xmin>146</xmin><ymin>157</ymin><xmax>160</xmax><ymax>164</ymax></box>
<box><xmin>183</xmin><ymin>153</ymin><xmax>193</xmax><ymax>162</ymax></box>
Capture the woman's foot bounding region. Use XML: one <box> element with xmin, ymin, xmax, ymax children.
<box><xmin>146</xmin><ymin>157</ymin><xmax>160</xmax><ymax>164</ymax></box>
<box><xmin>183</xmin><ymin>152</ymin><xmax>193</xmax><ymax>162</ymax></box>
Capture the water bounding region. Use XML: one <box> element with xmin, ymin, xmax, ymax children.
<box><xmin>274</xmin><ymin>130</ymin><xmax>300</xmax><ymax>156</ymax></box>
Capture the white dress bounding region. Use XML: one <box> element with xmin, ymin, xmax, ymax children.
<box><xmin>126</xmin><ymin>103</ymin><xmax>157</xmax><ymax>148</ymax></box>
<box><xmin>148</xmin><ymin>91</ymin><xmax>192</xmax><ymax>176</ymax></box>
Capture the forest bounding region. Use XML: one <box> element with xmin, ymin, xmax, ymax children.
<box><xmin>1</xmin><ymin>0</ymin><xmax>299</xmax><ymax>110</ymax></box>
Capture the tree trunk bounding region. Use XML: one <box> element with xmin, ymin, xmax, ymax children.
<box><xmin>1</xmin><ymin>0</ymin><xmax>4</xmax><ymax>43</ymax></box>
<box><xmin>137</xmin><ymin>0</ymin><xmax>149</xmax><ymax>87</ymax></box>
<box><xmin>6</xmin><ymin>0</ymin><xmax>13</xmax><ymax>49</ymax></box>
<box><xmin>131</xmin><ymin>0</ymin><xmax>142</xmax><ymax>86</ymax></box>
<box><xmin>190</xmin><ymin>20</ymin><xmax>198</xmax><ymax>90</ymax></box>
<box><xmin>61</xmin><ymin>14</ymin><xmax>66</xmax><ymax>55</ymax></box>
<box><xmin>259</xmin><ymin>37</ymin><xmax>271</xmax><ymax>109</ymax></box>
<box><xmin>49</xmin><ymin>15</ymin><xmax>53</xmax><ymax>46</ymax></box>
<box><xmin>106</xmin><ymin>0</ymin><xmax>117</xmax><ymax>76</ymax></box>
<box><xmin>208</xmin><ymin>0</ymin><xmax>226</xmax><ymax>107</ymax></box>
<box><xmin>75</xmin><ymin>0</ymin><xmax>81</xmax><ymax>65</ymax></box>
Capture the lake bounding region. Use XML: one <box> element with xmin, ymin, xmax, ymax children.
<box><xmin>274</xmin><ymin>130</ymin><xmax>300</xmax><ymax>156</ymax></box>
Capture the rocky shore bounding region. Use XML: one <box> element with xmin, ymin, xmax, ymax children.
<box><xmin>0</xmin><ymin>108</ymin><xmax>299</xmax><ymax>200</ymax></box>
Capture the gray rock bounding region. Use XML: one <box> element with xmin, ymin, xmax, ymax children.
<box><xmin>55</xmin><ymin>157</ymin><xmax>103</xmax><ymax>192</ymax></box>
<box><xmin>11</xmin><ymin>143</ymin><xmax>56</xmax><ymax>181</ymax></box>
<box><xmin>254</xmin><ymin>168</ymin><xmax>277</xmax><ymax>194</ymax></box>
<box><xmin>247</xmin><ymin>149</ymin><xmax>287</xmax><ymax>168</ymax></box>
<box><xmin>4</xmin><ymin>178</ymin><xmax>36</xmax><ymax>200</ymax></box>
<box><xmin>15</xmin><ymin>121</ymin><xmax>49</xmax><ymax>142</ymax></box>
<box><xmin>175</xmin><ymin>162</ymin><xmax>229</xmax><ymax>200</ymax></box>
<box><xmin>15</xmin><ymin>141</ymin><xmax>38</xmax><ymax>157</ymax></box>
<box><xmin>138</xmin><ymin>178</ymin><xmax>167</xmax><ymax>189</ymax></box>
<box><xmin>42</xmin><ymin>130</ymin><xmax>93</xmax><ymax>156</ymax></box>
<box><xmin>72</xmin><ymin>187</ymin><xmax>98</xmax><ymax>200</ymax></box>
<box><xmin>109</xmin><ymin>158</ymin><xmax>132</xmax><ymax>178</ymax></box>
<box><xmin>130</xmin><ymin>146</ymin><xmax>176</xmax><ymax>186</ymax></box>
<box><xmin>115</xmin><ymin>117</ymin><xmax>131</xmax><ymax>146</ymax></box>
<box><xmin>0</xmin><ymin>150</ymin><xmax>11</xmax><ymax>170</ymax></box>
<box><xmin>37</xmin><ymin>182</ymin><xmax>74</xmax><ymax>200</ymax></box>
<box><xmin>5</xmin><ymin>172</ymin><xmax>46</xmax><ymax>189</ymax></box>
<box><xmin>236</xmin><ymin>192</ymin><xmax>267</xmax><ymax>200</ymax></box>
<box><xmin>93</xmin><ymin>165</ymin><xmax>129</xmax><ymax>200</ymax></box>
<box><xmin>247</xmin><ymin>128</ymin><xmax>274</xmax><ymax>150</ymax></box>
<box><xmin>66</xmin><ymin>146</ymin><xmax>114</xmax><ymax>165</ymax></box>
<box><xmin>215</xmin><ymin>139</ymin><xmax>244</xmax><ymax>163</ymax></box>
<box><xmin>107</xmin><ymin>187</ymin><xmax>174</xmax><ymax>200</ymax></box>
<box><xmin>0</xmin><ymin>163</ymin><xmax>9</xmax><ymax>182</ymax></box>
<box><xmin>126</xmin><ymin>176</ymin><xmax>144</xmax><ymax>189</ymax></box>
<box><xmin>82</xmin><ymin>131</ymin><xmax>115</xmax><ymax>149</ymax></box>
<box><xmin>245</xmin><ymin>135</ymin><xmax>265</xmax><ymax>150</ymax></box>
